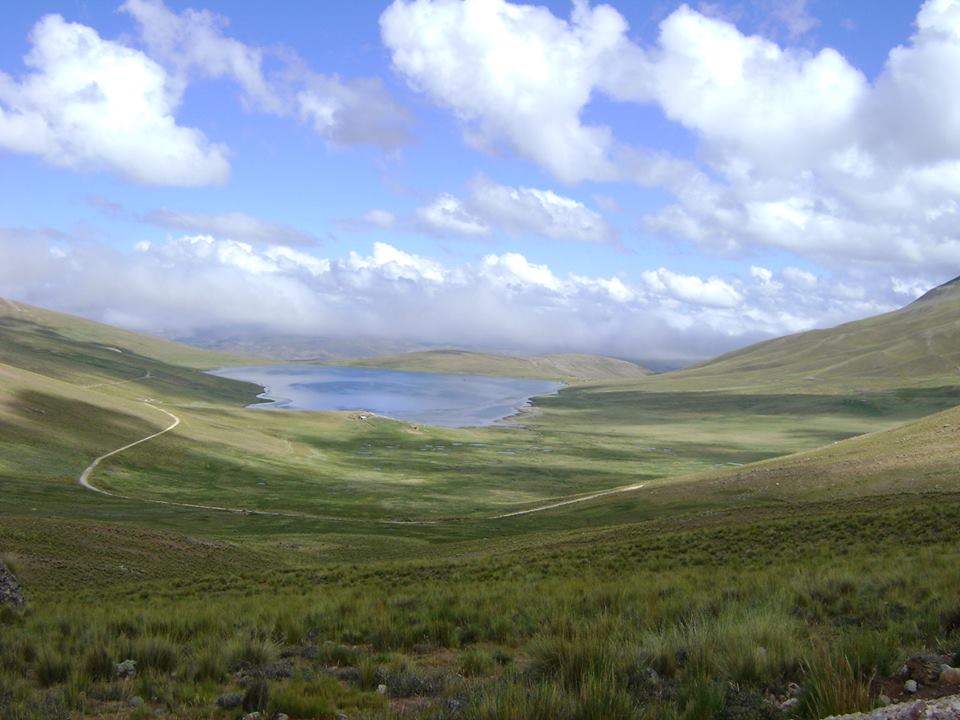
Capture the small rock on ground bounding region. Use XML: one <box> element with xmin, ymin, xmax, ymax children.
<box><xmin>0</xmin><ymin>560</ymin><xmax>24</xmax><ymax>609</ymax></box>
<box><xmin>823</xmin><ymin>694</ymin><xmax>960</xmax><ymax>719</ymax></box>
<box><xmin>215</xmin><ymin>692</ymin><xmax>243</xmax><ymax>710</ymax></box>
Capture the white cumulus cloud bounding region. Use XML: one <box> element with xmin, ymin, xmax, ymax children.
<box><xmin>0</xmin><ymin>14</ymin><xmax>228</xmax><ymax>185</ymax></box>
<box><xmin>641</xmin><ymin>268</ymin><xmax>743</xmax><ymax>308</ymax></box>
<box><xmin>381</xmin><ymin>0</ymin><xmax>625</xmax><ymax>182</ymax></box>
<box><xmin>416</xmin><ymin>194</ymin><xmax>491</xmax><ymax>237</ymax></box>
<box><xmin>383</xmin><ymin>0</ymin><xmax>960</xmax><ymax>281</ymax></box>
<box><xmin>415</xmin><ymin>177</ymin><xmax>614</xmax><ymax>243</ymax></box>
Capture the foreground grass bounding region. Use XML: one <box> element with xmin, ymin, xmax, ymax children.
<box><xmin>0</xmin><ymin>495</ymin><xmax>960</xmax><ymax>718</ymax></box>
<box><xmin>2</xmin><ymin>494</ymin><xmax>960</xmax><ymax>719</ymax></box>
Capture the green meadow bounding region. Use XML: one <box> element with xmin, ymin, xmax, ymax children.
<box><xmin>2</xmin><ymin>289</ymin><xmax>960</xmax><ymax>719</ymax></box>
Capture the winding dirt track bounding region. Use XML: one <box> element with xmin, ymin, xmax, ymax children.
<box><xmin>489</xmin><ymin>482</ymin><xmax>646</xmax><ymax>518</ymax></box>
<box><xmin>78</xmin><ymin>402</ymin><xmax>180</xmax><ymax>498</ymax></box>
<box><xmin>83</xmin><ymin>370</ymin><xmax>151</xmax><ymax>390</ymax></box>
<box><xmin>76</xmin><ymin>395</ymin><xmax>646</xmax><ymax>523</ymax></box>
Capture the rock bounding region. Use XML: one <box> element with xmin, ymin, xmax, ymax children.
<box><xmin>904</xmin><ymin>679</ymin><xmax>918</xmax><ymax>693</ymax></box>
<box><xmin>905</xmin><ymin>655</ymin><xmax>943</xmax><ymax>685</ymax></box>
<box><xmin>376</xmin><ymin>683</ymin><xmax>388</xmax><ymax>695</ymax></box>
<box><xmin>115</xmin><ymin>659</ymin><xmax>137</xmax><ymax>679</ymax></box>
<box><xmin>0</xmin><ymin>560</ymin><xmax>25</xmax><ymax>609</ymax></box>
<box><xmin>642</xmin><ymin>667</ymin><xmax>661</xmax><ymax>685</ymax></box>
<box><xmin>940</xmin><ymin>665</ymin><xmax>960</xmax><ymax>685</ymax></box>
<box><xmin>215</xmin><ymin>692</ymin><xmax>244</xmax><ymax>709</ymax></box>
<box><xmin>128</xmin><ymin>696</ymin><xmax>143</xmax><ymax>707</ymax></box>
<box><xmin>274</xmin><ymin>714</ymin><xmax>289</xmax><ymax>720</ymax></box>
<box><xmin>242</xmin><ymin>714</ymin><xmax>260</xmax><ymax>720</ymax></box>
<box><xmin>878</xmin><ymin>694</ymin><xmax>892</xmax><ymax>705</ymax></box>
<box><xmin>780</xmin><ymin>697</ymin><xmax>800</xmax><ymax>711</ymax></box>
<box><xmin>334</xmin><ymin>667</ymin><xmax>360</xmax><ymax>683</ymax></box>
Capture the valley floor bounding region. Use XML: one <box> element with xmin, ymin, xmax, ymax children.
<box><xmin>2</xmin><ymin>301</ymin><xmax>960</xmax><ymax>719</ymax></box>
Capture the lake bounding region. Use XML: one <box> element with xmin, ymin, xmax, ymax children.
<box><xmin>207</xmin><ymin>365</ymin><xmax>563</xmax><ymax>428</ymax></box>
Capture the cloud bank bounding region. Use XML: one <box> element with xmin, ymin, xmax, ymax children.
<box><xmin>0</xmin><ymin>229</ymin><xmax>904</xmax><ymax>363</ymax></box>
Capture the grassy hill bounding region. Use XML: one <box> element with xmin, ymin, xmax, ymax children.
<box><xmin>2</xmin><ymin>291</ymin><xmax>960</xmax><ymax>718</ymax></box>
<box><xmin>657</xmin><ymin>277</ymin><xmax>960</xmax><ymax>392</ymax></box>
<box><xmin>0</xmin><ymin>297</ymin><xmax>257</xmax><ymax>374</ymax></box>
<box><xmin>340</xmin><ymin>349</ymin><xmax>650</xmax><ymax>380</ymax></box>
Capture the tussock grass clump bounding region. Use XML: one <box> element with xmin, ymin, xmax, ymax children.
<box><xmin>182</xmin><ymin>643</ymin><xmax>227</xmax><ymax>682</ymax></box>
<box><xmin>799</xmin><ymin>643</ymin><xmax>873</xmax><ymax>718</ymax></box>
<box><xmin>270</xmin><ymin>675</ymin><xmax>386</xmax><ymax>718</ymax></box>
<box><xmin>575</xmin><ymin>672</ymin><xmax>638</xmax><ymax>719</ymax></box>
<box><xmin>357</xmin><ymin>654</ymin><xmax>378</xmax><ymax>691</ymax></box>
<box><xmin>528</xmin><ymin>628</ymin><xmax>625</xmax><ymax>688</ymax></box>
<box><xmin>243</xmin><ymin>678</ymin><xmax>270</xmax><ymax>713</ymax></box>
<box><xmin>227</xmin><ymin>636</ymin><xmax>278</xmax><ymax>669</ymax></box>
<box><xmin>82</xmin><ymin>643</ymin><xmax>114</xmax><ymax>682</ymax></box>
<box><xmin>271</xmin><ymin>681</ymin><xmax>337</xmax><ymax>719</ymax></box>
<box><xmin>33</xmin><ymin>647</ymin><xmax>69</xmax><ymax>687</ymax></box>
<box><xmin>465</xmin><ymin>680</ymin><xmax>573</xmax><ymax>720</ymax></box>
<box><xmin>459</xmin><ymin>647</ymin><xmax>495</xmax><ymax>677</ymax></box>
<box><xmin>121</xmin><ymin>635</ymin><xmax>178</xmax><ymax>673</ymax></box>
<box><xmin>675</xmin><ymin>676</ymin><xmax>727</xmax><ymax>720</ymax></box>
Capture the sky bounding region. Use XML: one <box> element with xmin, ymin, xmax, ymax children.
<box><xmin>0</xmin><ymin>0</ymin><xmax>958</xmax><ymax>364</ymax></box>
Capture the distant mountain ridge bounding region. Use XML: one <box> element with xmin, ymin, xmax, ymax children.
<box><xmin>340</xmin><ymin>349</ymin><xmax>651</xmax><ymax>380</ymax></box>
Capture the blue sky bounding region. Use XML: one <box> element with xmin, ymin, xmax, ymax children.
<box><xmin>1</xmin><ymin>0</ymin><xmax>958</xmax><ymax>362</ymax></box>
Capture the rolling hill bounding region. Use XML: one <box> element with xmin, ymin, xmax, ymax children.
<box><xmin>659</xmin><ymin>275</ymin><xmax>960</xmax><ymax>391</ymax></box>
<box><xmin>340</xmin><ymin>349</ymin><xmax>650</xmax><ymax>380</ymax></box>
<box><xmin>0</xmin><ymin>297</ymin><xmax>256</xmax><ymax>374</ymax></box>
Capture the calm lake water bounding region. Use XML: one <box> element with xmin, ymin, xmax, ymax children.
<box><xmin>207</xmin><ymin>365</ymin><xmax>563</xmax><ymax>428</ymax></box>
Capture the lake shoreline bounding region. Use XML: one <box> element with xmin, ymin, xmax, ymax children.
<box><xmin>207</xmin><ymin>364</ymin><xmax>563</xmax><ymax>428</ymax></box>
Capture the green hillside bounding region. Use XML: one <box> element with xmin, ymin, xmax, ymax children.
<box><xmin>0</xmin><ymin>297</ymin><xmax>257</xmax><ymax>375</ymax></box>
<box><xmin>341</xmin><ymin>349</ymin><xmax>650</xmax><ymax>380</ymax></box>
<box><xmin>658</xmin><ymin>277</ymin><xmax>960</xmax><ymax>391</ymax></box>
